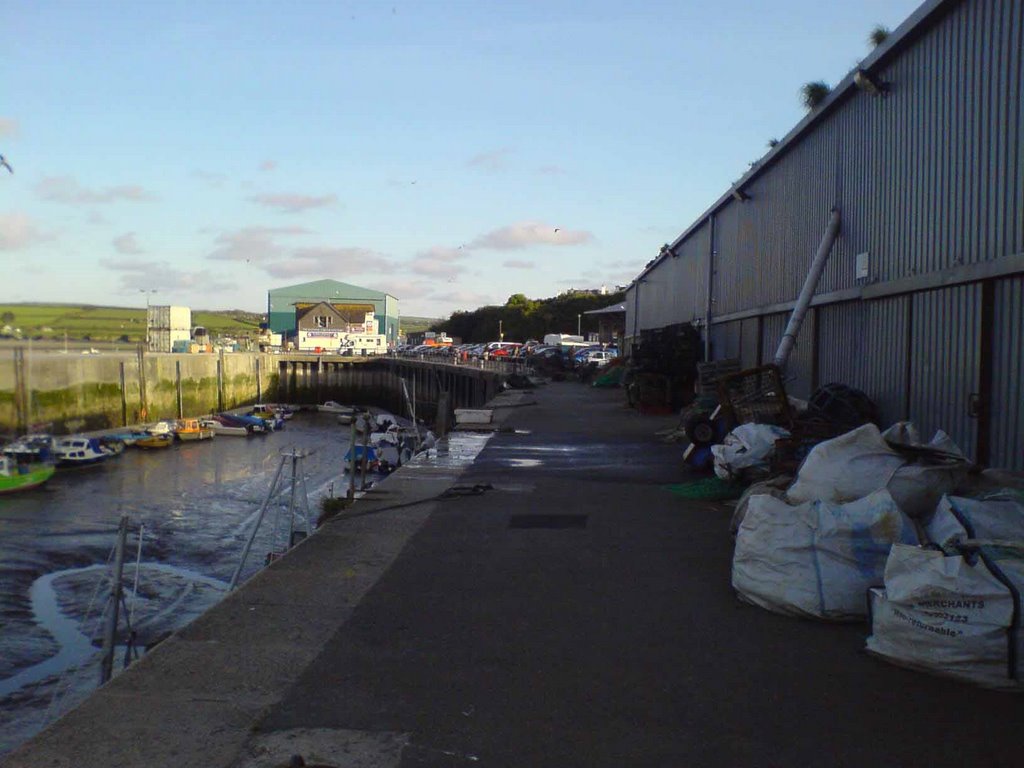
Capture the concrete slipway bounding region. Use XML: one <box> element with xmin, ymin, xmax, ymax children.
<box><xmin>3</xmin><ymin>383</ymin><xmax>1022</xmax><ymax>767</ymax></box>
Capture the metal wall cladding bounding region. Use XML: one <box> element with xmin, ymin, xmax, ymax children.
<box><xmin>832</xmin><ymin>0</ymin><xmax>1024</xmax><ymax>285</ymax></box>
<box><xmin>814</xmin><ymin>301</ymin><xmax>866</xmax><ymax>392</ymax></box>
<box><xmin>815</xmin><ymin>298</ymin><xmax>909</xmax><ymax>426</ymax></box>
<box><xmin>908</xmin><ymin>283</ymin><xmax>981</xmax><ymax>458</ymax></box>
<box><xmin>147</xmin><ymin>306</ymin><xmax>191</xmax><ymax>331</ymax></box>
<box><xmin>714</xmin><ymin>127</ymin><xmax>841</xmax><ymax>316</ymax></box>
<box><xmin>692</xmin><ymin>0</ymin><xmax>1023</xmax><ymax>320</ymax></box>
<box><xmin>630</xmin><ymin>223</ymin><xmax>709</xmax><ymax>333</ymax></box>
<box><xmin>710</xmin><ymin>321</ymin><xmax>742</xmax><ymax>362</ymax></box>
<box><xmin>760</xmin><ymin>311</ymin><xmax>815</xmax><ymax>399</ymax></box>
<box><xmin>991</xmin><ymin>275</ymin><xmax>1024</xmax><ymax>469</ymax></box>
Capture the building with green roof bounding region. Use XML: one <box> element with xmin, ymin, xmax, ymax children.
<box><xmin>267</xmin><ymin>279</ymin><xmax>399</xmax><ymax>345</ymax></box>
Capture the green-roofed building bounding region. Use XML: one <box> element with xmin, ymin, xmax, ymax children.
<box><xmin>267</xmin><ymin>279</ymin><xmax>399</xmax><ymax>345</ymax></box>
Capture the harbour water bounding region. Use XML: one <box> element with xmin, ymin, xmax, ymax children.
<box><xmin>0</xmin><ymin>411</ymin><xmax>354</xmax><ymax>753</ymax></box>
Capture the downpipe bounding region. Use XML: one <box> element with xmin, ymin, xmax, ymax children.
<box><xmin>773</xmin><ymin>207</ymin><xmax>841</xmax><ymax>372</ymax></box>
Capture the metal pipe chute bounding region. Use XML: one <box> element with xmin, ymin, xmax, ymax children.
<box><xmin>773</xmin><ymin>208</ymin><xmax>841</xmax><ymax>371</ymax></box>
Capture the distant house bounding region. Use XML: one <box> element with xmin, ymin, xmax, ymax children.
<box><xmin>267</xmin><ymin>279</ymin><xmax>399</xmax><ymax>348</ymax></box>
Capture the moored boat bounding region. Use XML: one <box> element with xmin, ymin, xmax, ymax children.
<box><xmin>221</xmin><ymin>413</ymin><xmax>268</xmax><ymax>433</ymax></box>
<box><xmin>248</xmin><ymin>407</ymin><xmax>285</xmax><ymax>431</ymax></box>
<box><xmin>201</xmin><ymin>417</ymin><xmax>248</xmax><ymax>437</ymax></box>
<box><xmin>176</xmin><ymin>418</ymin><xmax>215</xmax><ymax>441</ymax></box>
<box><xmin>53</xmin><ymin>436</ymin><xmax>114</xmax><ymax>467</ymax></box>
<box><xmin>3</xmin><ymin>434</ymin><xmax>57</xmax><ymax>464</ymax></box>
<box><xmin>136</xmin><ymin>433</ymin><xmax>175</xmax><ymax>450</ymax></box>
<box><xmin>0</xmin><ymin>456</ymin><xmax>56</xmax><ymax>494</ymax></box>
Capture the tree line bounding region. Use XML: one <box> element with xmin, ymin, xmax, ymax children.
<box><xmin>431</xmin><ymin>290</ymin><xmax>625</xmax><ymax>344</ymax></box>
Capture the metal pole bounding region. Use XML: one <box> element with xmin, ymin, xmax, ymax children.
<box><xmin>100</xmin><ymin>515</ymin><xmax>129</xmax><ymax>685</ymax></box>
<box><xmin>230</xmin><ymin>456</ymin><xmax>287</xmax><ymax>590</ymax></box>
<box><xmin>774</xmin><ymin>208</ymin><xmax>841</xmax><ymax>371</ymax></box>
<box><xmin>360</xmin><ymin>414</ymin><xmax>370</xmax><ymax>490</ymax></box>
<box><xmin>347</xmin><ymin>420</ymin><xmax>357</xmax><ymax>500</ymax></box>
<box><xmin>286</xmin><ymin>452</ymin><xmax>298</xmax><ymax>550</ymax></box>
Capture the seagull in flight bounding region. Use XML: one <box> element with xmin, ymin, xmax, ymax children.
<box><xmin>0</xmin><ymin>155</ymin><xmax>12</xmax><ymax>174</ymax></box>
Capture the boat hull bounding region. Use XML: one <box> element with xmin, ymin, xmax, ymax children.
<box><xmin>0</xmin><ymin>464</ymin><xmax>56</xmax><ymax>494</ymax></box>
<box><xmin>136</xmin><ymin>435</ymin><xmax>175</xmax><ymax>450</ymax></box>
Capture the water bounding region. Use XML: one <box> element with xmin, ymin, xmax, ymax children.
<box><xmin>0</xmin><ymin>411</ymin><xmax>353</xmax><ymax>754</ymax></box>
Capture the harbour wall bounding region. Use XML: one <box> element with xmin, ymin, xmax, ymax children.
<box><xmin>0</xmin><ymin>350</ymin><xmax>503</xmax><ymax>434</ymax></box>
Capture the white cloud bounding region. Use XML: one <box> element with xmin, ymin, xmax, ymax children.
<box><xmin>192</xmin><ymin>170</ymin><xmax>227</xmax><ymax>187</ymax></box>
<box><xmin>36</xmin><ymin>176</ymin><xmax>157</xmax><ymax>205</ymax></box>
<box><xmin>100</xmin><ymin>258</ymin><xmax>236</xmax><ymax>293</ymax></box>
<box><xmin>467</xmin><ymin>148</ymin><xmax>512</xmax><ymax>173</ymax></box>
<box><xmin>502</xmin><ymin>259</ymin><xmax>535</xmax><ymax>269</ymax></box>
<box><xmin>0</xmin><ymin>212</ymin><xmax>51</xmax><ymax>250</ymax></box>
<box><xmin>208</xmin><ymin>226</ymin><xmax>310</xmax><ymax>264</ymax></box>
<box><xmin>207</xmin><ymin>226</ymin><xmax>388</xmax><ymax>279</ymax></box>
<box><xmin>0</xmin><ymin>118</ymin><xmax>19</xmax><ymax>138</ymax></box>
<box><xmin>469</xmin><ymin>221</ymin><xmax>593</xmax><ymax>250</ymax></box>
<box><xmin>264</xmin><ymin>246</ymin><xmax>387</xmax><ymax>278</ymax></box>
<box><xmin>409</xmin><ymin>246</ymin><xmax>467</xmax><ymax>277</ymax></box>
<box><xmin>113</xmin><ymin>232</ymin><xmax>144</xmax><ymax>255</ymax></box>
<box><xmin>248</xmin><ymin>193</ymin><xmax>338</xmax><ymax>213</ymax></box>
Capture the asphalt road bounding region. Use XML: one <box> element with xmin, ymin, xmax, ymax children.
<box><xmin>255</xmin><ymin>383</ymin><xmax>1024</xmax><ymax>768</ymax></box>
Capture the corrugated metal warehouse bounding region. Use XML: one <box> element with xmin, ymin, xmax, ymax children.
<box><xmin>625</xmin><ymin>0</ymin><xmax>1023</xmax><ymax>469</ymax></box>
<box><xmin>267</xmin><ymin>279</ymin><xmax>400</xmax><ymax>346</ymax></box>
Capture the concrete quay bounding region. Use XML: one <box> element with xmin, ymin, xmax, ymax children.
<box><xmin>4</xmin><ymin>382</ymin><xmax>1023</xmax><ymax>767</ymax></box>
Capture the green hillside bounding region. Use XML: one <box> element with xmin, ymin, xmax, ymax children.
<box><xmin>0</xmin><ymin>303</ymin><xmax>263</xmax><ymax>342</ymax></box>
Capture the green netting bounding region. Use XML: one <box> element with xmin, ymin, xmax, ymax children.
<box><xmin>592</xmin><ymin>366</ymin><xmax>626</xmax><ymax>388</ymax></box>
<box><xmin>665</xmin><ymin>476</ymin><xmax>747</xmax><ymax>501</ymax></box>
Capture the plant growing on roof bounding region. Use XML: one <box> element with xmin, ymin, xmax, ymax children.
<box><xmin>800</xmin><ymin>81</ymin><xmax>831</xmax><ymax>110</ymax></box>
<box><xmin>868</xmin><ymin>24</ymin><xmax>890</xmax><ymax>48</ymax></box>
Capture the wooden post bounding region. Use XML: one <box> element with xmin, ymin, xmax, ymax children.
<box><xmin>436</xmin><ymin>391</ymin><xmax>450</xmax><ymax>437</ymax></box>
<box><xmin>255</xmin><ymin>356</ymin><xmax>263</xmax><ymax>404</ymax></box>
<box><xmin>119</xmin><ymin>361</ymin><xmax>128</xmax><ymax>426</ymax></box>
<box><xmin>217</xmin><ymin>350</ymin><xmax>225</xmax><ymax>412</ymax></box>
<box><xmin>137</xmin><ymin>345</ymin><xmax>149</xmax><ymax>421</ymax></box>
<box><xmin>13</xmin><ymin>348</ymin><xmax>26</xmax><ymax>434</ymax></box>
<box><xmin>175</xmin><ymin>360</ymin><xmax>183</xmax><ymax>418</ymax></box>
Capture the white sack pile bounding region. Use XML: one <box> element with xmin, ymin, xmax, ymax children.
<box><xmin>732</xmin><ymin>489</ymin><xmax>916</xmax><ymax>620</ymax></box>
<box><xmin>866</xmin><ymin>493</ymin><xmax>1024</xmax><ymax>689</ymax></box>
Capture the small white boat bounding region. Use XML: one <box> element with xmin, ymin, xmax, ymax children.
<box><xmin>3</xmin><ymin>434</ymin><xmax>57</xmax><ymax>464</ymax></box>
<box><xmin>54</xmin><ymin>436</ymin><xmax>114</xmax><ymax>467</ymax></box>
<box><xmin>320</xmin><ymin>401</ymin><xmax>357</xmax><ymax>414</ymax></box>
<box><xmin>200</xmin><ymin>417</ymin><xmax>248</xmax><ymax>437</ymax></box>
<box><xmin>147</xmin><ymin>420</ymin><xmax>179</xmax><ymax>436</ymax></box>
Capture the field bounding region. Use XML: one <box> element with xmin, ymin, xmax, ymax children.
<box><xmin>0</xmin><ymin>304</ymin><xmax>263</xmax><ymax>343</ymax></box>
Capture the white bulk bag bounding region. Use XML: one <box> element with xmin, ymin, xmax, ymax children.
<box><xmin>926</xmin><ymin>493</ymin><xmax>1024</xmax><ymax>549</ymax></box>
<box><xmin>866</xmin><ymin>543</ymin><xmax>1023</xmax><ymax>690</ymax></box>
<box><xmin>732</xmin><ymin>489</ymin><xmax>914</xmax><ymax>620</ymax></box>
<box><xmin>786</xmin><ymin>423</ymin><xmax>966</xmax><ymax>519</ymax></box>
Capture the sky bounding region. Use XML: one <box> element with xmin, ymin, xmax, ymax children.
<box><xmin>2</xmin><ymin>0</ymin><xmax>922</xmax><ymax>319</ymax></box>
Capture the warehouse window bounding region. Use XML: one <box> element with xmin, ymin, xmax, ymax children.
<box><xmin>315</xmin><ymin>315</ymin><xmax>332</xmax><ymax>328</ymax></box>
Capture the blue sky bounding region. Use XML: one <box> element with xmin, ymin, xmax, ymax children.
<box><xmin>2</xmin><ymin>0</ymin><xmax>921</xmax><ymax>318</ymax></box>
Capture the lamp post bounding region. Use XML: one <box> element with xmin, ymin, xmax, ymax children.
<box><xmin>577</xmin><ymin>313</ymin><xmax>581</xmax><ymax>337</ymax></box>
<box><xmin>140</xmin><ymin>289</ymin><xmax>157</xmax><ymax>349</ymax></box>
<box><xmin>499</xmin><ymin>319</ymin><xmax>503</xmax><ymax>342</ymax></box>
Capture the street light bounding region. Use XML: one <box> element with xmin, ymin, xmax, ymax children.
<box><xmin>577</xmin><ymin>313</ymin><xmax>581</xmax><ymax>337</ymax></box>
